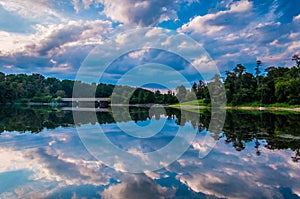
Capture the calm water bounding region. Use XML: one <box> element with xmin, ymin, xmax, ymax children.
<box><xmin>0</xmin><ymin>106</ymin><xmax>299</xmax><ymax>199</ymax></box>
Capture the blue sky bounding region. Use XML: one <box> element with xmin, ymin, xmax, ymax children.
<box><xmin>0</xmin><ymin>0</ymin><xmax>299</xmax><ymax>82</ymax></box>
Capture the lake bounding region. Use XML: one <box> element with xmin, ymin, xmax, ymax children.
<box><xmin>0</xmin><ymin>105</ymin><xmax>299</xmax><ymax>198</ymax></box>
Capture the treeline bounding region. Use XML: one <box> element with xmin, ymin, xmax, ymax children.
<box><xmin>1</xmin><ymin>55</ymin><xmax>299</xmax><ymax>106</ymax></box>
<box><xmin>182</xmin><ymin>55</ymin><xmax>300</xmax><ymax>106</ymax></box>
<box><xmin>113</xmin><ymin>87</ymin><xmax>178</xmax><ymax>105</ymax></box>
<box><xmin>0</xmin><ymin>72</ymin><xmax>177</xmax><ymax>104</ymax></box>
<box><xmin>225</xmin><ymin>61</ymin><xmax>300</xmax><ymax>105</ymax></box>
<box><xmin>0</xmin><ymin>72</ymin><xmax>112</xmax><ymax>103</ymax></box>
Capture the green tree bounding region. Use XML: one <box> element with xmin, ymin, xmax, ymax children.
<box><xmin>45</xmin><ymin>77</ymin><xmax>62</xmax><ymax>97</ymax></box>
<box><xmin>176</xmin><ymin>85</ymin><xmax>187</xmax><ymax>102</ymax></box>
<box><xmin>55</xmin><ymin>90</ymin><xmax>66</xmax><ymax>98</ymax></box>
<box><xmin>292</xmin><ymin>54</ymin><xmax>300</xmax><ymax>68</ymax></box>
<box><xmin>192</xmin><ymin>82</ymin><xmax>197</xmax><ymax>93</ymax></box>
<box><xmin>225</xmin><ymin>64</ymin><xmax>256</xmax><ymax>105</ymax></box>
<box><xmin>207</xmin><ymin>74</ymin><xmax>226</xmax><ymax>106</ymax></box>
<box><xmin>61</xmin><ymin>80</ymin><xmax>74</xmax><ymax>98</ymax></box>
<box><xmin>184</xmin><ymin>92</ymin><xmax>196</xmax><ymax>102</ymax></box>
<box><xmin>196</xmin><ymin>80</ymin><xmax>206</xmax><ymax>99</ymax></box>
<box><xmin>255</xmin><ymin>60</ymin><xmax>262</xmax><ymax>85</ymax></box>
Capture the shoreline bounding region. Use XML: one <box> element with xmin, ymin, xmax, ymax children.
<box><xmin>170</xmin><ymin>105</ymin><xmax>300</xmax><ymax>112</ymax></box>
<box><xmin>228</xmin><ymin>106</ymin><xmax>300</xmax><ymax>112</ymax></box>
<box><xmin>1</xmin><ymin>103</ymin><xmax>300</xmax><ymax>112</ymax></box>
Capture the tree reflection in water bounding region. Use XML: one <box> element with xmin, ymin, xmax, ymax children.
<box><xmin>0</xmin><ymin>105</ymin><xmax>299</xmax><ymax>161</ymax></box>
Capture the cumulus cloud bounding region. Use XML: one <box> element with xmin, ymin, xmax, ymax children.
<box><xmin>71</xmin><ymin>0</ymin><xmax>179</xmax><ymax>26</ymax></box>
<box><xmin>0</xmin><ymin>19</ymin><xmax>112</xmax><ymax>76</ymax></box>
<box><xmin>1</xmin><ymin>0</ymin><xmax>299</xmax><ymax>79</ymax></box>
<box><xmin>78</xmin><ymin>27</ymin><xmax>219</xmax><ymax>84</ymax></box>
<box><xmin>0</xmin><ymin>0</ymin><xmax>62</xmax><ymax>23</ymax></box>
<box><xmin>179</xmin><ymin>0</ymin><xmax>253</xmax><ymax>36</ymax></box>
<box><xmin>294</xmin><ymin>14</ymin><xmax>300</xmax><ymax>21</ymax></box>
<box><xmin>105</xmin><ymin>0</ymin><xmax>176</xmax><ymax>26</ymax></box>
<box><xmin>26</xmin><ymin>20</ymin><xmax>111</xmax><ymax>56</ymax></box>
<box><xmin>178</xmin><ymin>0</ymin><xmax>300</xmax><ymax>70</ymax></box>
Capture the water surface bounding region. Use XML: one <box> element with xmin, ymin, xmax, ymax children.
<box><xmin>0</xmin><ymin>106</ymin><xmax>299</xmax><ymax>198</ymax></box>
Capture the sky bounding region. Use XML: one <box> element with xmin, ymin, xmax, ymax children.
<box><xmin>0</xmin><ymin>0</ymin><xmax>300</xmax><ymax>83</ymax></box>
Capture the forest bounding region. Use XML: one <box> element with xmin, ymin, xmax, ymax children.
<box><xmin>0</xmin><ymin>54</ymin><xmax>299</xmax><ymax>106</ymax></box>
<box><xmin>0</xmin><ymin>72</ymin><xmax>177</xmax><ymax>104</ymax></box>
<box><xmin>181</xmin><ymin>55</ymin><xmax>300</xmax><ymax>106</ymax></box>
<box><xmin>224</xmin><ymin>57</ymin><xmax>300</xmax><ymax>105</ymax></box>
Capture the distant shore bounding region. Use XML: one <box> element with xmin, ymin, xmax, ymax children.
<box><xmin>1</xmin><ymin>102</ymin><xmax>300</xmax><ymax>112</ymax></box>
<box><xmin>0</xmin><ymin>102</ymin><xmax>68</xmax><ymax>106</ymax></box>
<box><xmin>227</xmin><ymin>106</ymin><xmax>300</xmax><ymax>112</ymax></box>
<box><xmin>170</xmin><ymin>105</ymin><xmax>300</xmax><ymax>112</ymax></box>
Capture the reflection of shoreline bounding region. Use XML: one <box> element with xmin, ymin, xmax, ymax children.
<box><xmin>1</xmin><ymin>106</ymin><xmax>299</xmax><ymax>156</ymax></box>
<box><xmin>110</xmin><ymin>104</ymin><xmax>169</xmax><ymax>107</ymax></box>
<box><xmin>170</xmin><ymin>105</ymin><xmax>300</xmax><ymax>112</ymax></box>
<box><xmin>62</xmin><ymin>107</ymin><xmax>109</xmax><ymax>112</ymax></box>
<box><xmin>229</xmin><ymin>106</ymin><xmax>300</xmax><ymax>112</ymax></box>
<box><xmin>11</xmin><ymin>102</ymin><xmax>68</xmax><ymax>106</ymax></box>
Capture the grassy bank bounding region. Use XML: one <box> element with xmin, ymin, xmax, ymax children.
<box><xmin>170</xmin><ymin>100</ymin><xmax>207</xmax><ymax>107</ymax></box>
<box><xmin>169</xmin><ymin>100</ymin><xmax>210</xmax><ymax>113</ymax></box>
<box><xmin>169</xmin><ymin>100</ymin><xmax>300</xmax><ymax>112</ymax></box>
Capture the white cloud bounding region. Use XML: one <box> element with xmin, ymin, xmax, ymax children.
<box><xmin>144</xmin><ymin>170</ymin><xmax>161</xmax><ymax>179</ymax></box>
<box><xmin>230</xmin><ymin>0</ymin><xmax>252</xmax><ymax>12</ymax></box>
<box><xmin>178</xmin><ymin>0</ymin><xmax>300</xmax><ymax>69</ymax></box>
<box><xmin>224</xmin><ymin>33</ymin><xmax>240</xmax><ymax>42</ymax></box>
<box><xmin>179</xmin><ymin>0</ymin><xmax>253</xmax><ymax>36</ymax></box>
<box><xmin>145</xmin><ymin>28</ymin><xmax>165</xmax><ymax>38</ymax></box>
<box><xmin>49</xmin><ymin>59</ymin><xmax>57</xmax><ymax>64</ymax></box>
<box><xmin>294</xmin><ymin>14</ymin><xmax>300</xmax><ymax>21</ymax></box>
<box><xmin>0</xmin><ymin>19</ymin><xmax>110</xmax><ymax>57</ymax></box>
<box><xmin>289</xmin><ymin>32</ymin><xmax>300</xmax><ymax>39</ymax></box>
<box><xmin>0</xmin><ymin>31</ymin><xmax>37</xmax><ymax>56</ymax></box>
<box><xmin>0</xmin><ymin>0</ymin><xmax>62</xmax><ymax>23</ymax></box>
<box><xmin>30</xmin><ymin>20</ymin><xmax>111</xmax><ymax>56</ymax></box>
<box><xmin>93</xmin><ymin>0</ymin><xmax>179</xmax><ymax>26</ymax></box>
<box><xmin>72</xmin><ymin>0</ymin><xmax>81</xmax><ymax>13</ymax></box>
<box><xmin>45</xmin><ymin>63</ymin><xmax>73</xmax><ymax>73</ymax></box>
<box><xmin>0</xmin><ymin>18</ymin><xmax>113</xmax><ymax>75</ymax></box>
<box><xmin>287</xmin><ymin>40</ymin><xmax>300</xmax><ymax>52</ymax></box>
<box><xmin>82</xmin><ymin>0</ymin><xmax>94</xmax><ymax>9</ymax></box>
<box><xmin>3</xmin><ymin>65</ymin><xmax>13</xmax><ymax>69</ymax></box>
<box><xmin>179</xmin><ymin>14</ymin><xmax>225</xmax><ymax>36</ymax></box>
<box><xmin>0</xmin><ymin>0</ymin><xmax>299</xmax><ymax>79</ymax></box>
<box><xmin>127</xmin><ymin>49</ymin><xmax>150</xmax><ymax>59</ymax></box>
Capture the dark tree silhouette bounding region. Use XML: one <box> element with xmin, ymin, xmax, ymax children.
<box><xmin>292</xmin><ymin>54</ymin><xmax>300</xmax><ymax>68</ymax></box>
